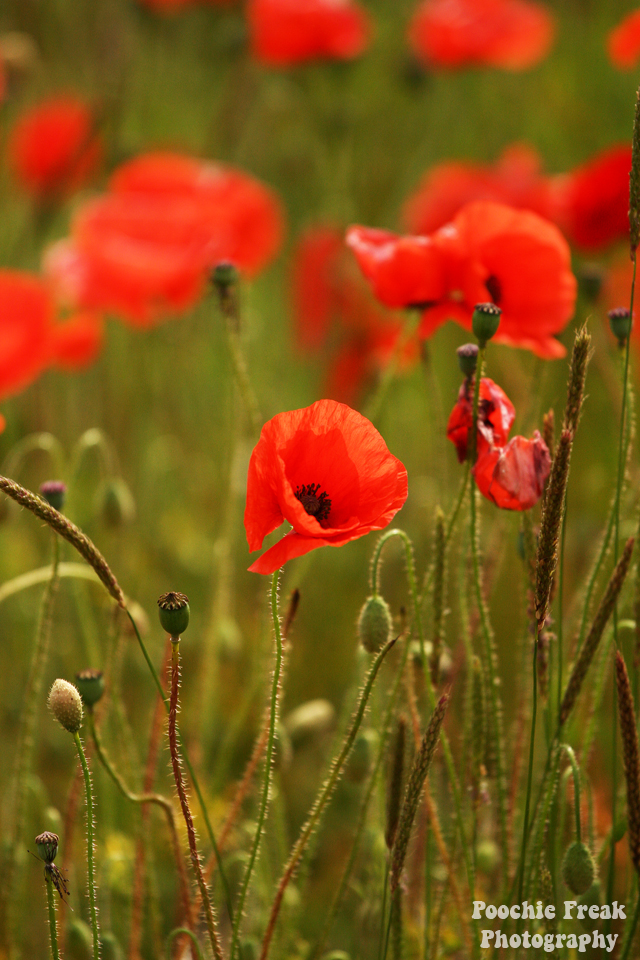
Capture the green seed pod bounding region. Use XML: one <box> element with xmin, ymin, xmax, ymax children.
<box><xmin>212</xmin><ymin>261</ymin><xmax>240</xmax><ymax>289</ymax></box>
<box><xmin>608</xmin><ymin>307</ymin><xmax>633</xmax><ymax>347</ymax></box>
<box><xmin>39</xmin><ymin>480</ymin><xmax>66</xmax><ymax>512</ymax></box>
<box><xmin>67</xmin><ymin>918</ymin><xmax>93</xmax><ymax>960</ymax></box>
<box><xmin>75</xmin><ymin>669</ymin><xmax>105</xmax><ymax>708</ymax></box>
<box><xmin>48</xmin><ymin>679</ymin><xmax>83</xmax><ymax>734</ymax></box>
<box><xmin>472</xmin><ymin>302</ymin><xmax>501</xmax><ymax>347</ymax></box>
<box><xmin>561</xmin><ymin>841</ymin><xmax>596</xmax><ymax>895</ymax></box>
<box><xmin>358</xmin><ymin>595</ymin><xmax>392</xmax><ymax>654</ymax></box>
<box><xmin>578</xmin><ymin>881</ymin><xmax>601</xmax><ymax>929</ymax></box>
<box><xmin>35</xmin><ymin>831</ymin><xmax>58</xmax><ymax>864</ymax></box>
<box><xmin>456</xmin><ymin>343</ymin><xmax>479</xmax><ymax>378</ymax></box>
<box><xmin>98</xmin><ymin>477</ymin><xmax>136</xmax><ymax>527</ymax></box>
<box><xmin>157</xmin><ymin>591</ymin><xmax>190</xmax><ymax>636</ymax></box>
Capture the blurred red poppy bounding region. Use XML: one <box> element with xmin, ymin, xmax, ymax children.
<box><xmin>446</xmin><ymin>376</ymin><xmax>515</xmax><ymax>462</ymax></box>
<box><xmin>44</xmin><ymin>152</ymin><xmax>284</xmax><ymax>326</ymax></box>
<box><xmin>408</xmin><ymin>0</ymin><xmax>555</xmax><ymax>71</ymax></box>
<box><xmin>292</xmin><ymin>226</ymin><xmax>419</xmax><ymax>404</ymax></box>
<box><xmin>347</xmin><ymin>201</ymin><xmax>576</xmax><ymax>358</ymax></box>
<box><xmin>608</xmin><ymin>9</ymin><xmax>640</xmax><ymax>70</ymax></box>
<box><xmin>8</xmin><ymin>96</ymin><xmax>102</xmax><ymax>199</ymax></box>
<box><xmin>551</xmin><ymin>145</ymin><xmax>631</xmax><ymax>252</ymax></box>
<box><xmin>50</xmin><ymin>312</ymin><xmax>104</xmax><ymax>370</ymax></box>
<box><xmin>245</xmin><ymin>399</ymin><xmax>408</xmax><ymax>574</ymax></box>
<box><xmin>474</xmin><ymin>431</ymin><xmax>550</xmax><ymax>510</ymax></box>
<box><xmin>403</xmin><ymin>143</ymin><xmax>555</xmax><ymax>236</ymax></box>
<box><xmin>247</xmin><ymin>0</ymin><xmax>371</xmax><ymax>66</ymax></box>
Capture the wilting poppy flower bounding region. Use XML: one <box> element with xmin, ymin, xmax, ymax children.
<box><xmin>292</xmin><ymin>226</ymin><xmax>419</xmax><ymax>403</ymax></box>
<box><xmin>8</xmin><ymin>96</ymin><xmax>102</xmax><ymax>199</ymax></box>
<box><xmin>247</xmin><ymin>0</ymin><xmax>371</xmax><ymax>67</ymax></box>
<box><xmin>474</xmin><ymin>431</ymin><xmax>550</xmax><ymax>510</ymax></box>
<box><xmin>408</xmin><ymin>0</ymin><xmax>555</xmax><ymax>71</ymax></box>
<box><xmin>446</xmin><ymin>376</ymin><xmax>515</xmax><ymax>462</ymax></box>
<box><xmin>608</xmin><ymin>9</ymin><xmax>640</xmax><ymax>70</ymax></box>
<box><xmin>403</xmin><ymin>143</ymin><xmax>555</xmax><ymax>236</ymax></box>
<box><xmin>551</xmin><ymin>145</ymin><xmax>631</xmax><ymax>252</ymax></box>
<box><xmin>245</xmin><ymin>399</ymin><xmax>408</xmax><ymax>574</ymax></box>
<box><xmin>347</xmin><ymin>201</ymin><xmax>576</xmax><ymax>359</ymax></box>
<box><xmin>44</xmin><ymin>152</ymin><xmax>284</xmax><ymax>326</ymax></box>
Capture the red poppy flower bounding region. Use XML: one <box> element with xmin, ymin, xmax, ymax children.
<box><xmin>292</xmin><ymin>226</ymin><xmax>419</xmax><ymax>403</ymax></box>
<box><xmin>473</xmin><ymin>431</ymin><xmax>550</xmax><ymax>510</ymax></box>
<box><xmin>247</xmin><ymin>0</ymin><xmax>371</xmax><ymax>67</ymax></box>
<box><xmin>446</xmin><ymin>376</ymin><xmax>515</xmax><ymax>462</ymax></box>
<box><xmin>347</xmin><ymin>201</ymin><xmax>576</xmax><ymax>359</ymax></box>
<box><xmin>608</xmin><ymin>10</ymin><xmax>640</xmax><ymax>70</ymax></box>
<box><xmin>8</xmin><ymin>96</ymin><xmax>102</xmax><ymax>199</ymax></box>
<box><xmin>408</xmin><ymin>0</ymin><xmax>555</xmax><ymax>71</ymax></box>
<box><xmin>245</xmin><ymin>399</ymin><xmax>408</xmax><ymax>574</ymax></box>
<box><xmin>403</xmin><ymin>143</ymin><xmax>555</xmax><ymax>236</ymax></box>
<box><xmin>50</xmin><ymin>312</ymin><xmax>104</xmax><ymax>370</ymax></box>
<box><xmin>551</xmin><ymin>145</ymin><xmax>631</xmax><ymax>252</ymax></box>
<box><xmin>44</xmin><ymin>152</ymin><xmax>284</xmax><ymax>326</ymax></box>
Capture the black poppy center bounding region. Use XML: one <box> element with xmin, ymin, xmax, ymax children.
<box><xmin>295</xmin><ymin>483</ymin><xmax>332</xmax><ymax>525</ymax></box>
<box><xmin>485</xmin><ymin>274</ymin><xmax>502</xmax><ymax>305</ymax></box>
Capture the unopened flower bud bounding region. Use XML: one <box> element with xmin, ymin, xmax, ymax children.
<box><xmin>75</xmin><ymin>669</ymin><xmax>105</xmax><ymax>708</ymax></box>
<box><xmin>100</xmin><ymin>932</ymin><xmax>123</xmax><ymax>960</ymax></box>
<box><xmin>358</xmin><ymin>595</ymin><xmax>392</xmax><ymax>654</ymax></box>
<box><xmin>472</xmin><ymin>302</ymin><xmax>501</xmax><ymax>347</ymax></box>
<box><xmin>456</xmin><ymin>343</ymin><xmax>479</xmax><ymax>378</ymax></box>
<box><xmin>284</xmin><ymin>699</ymin><xmax>335</xmax><ymax>747</ymax></box>
<box><xmin>48</xmin><ymin>679</ymin><xmax>83</xmax><ymax>734</ymax></box>
<box><xmin>578</xmin><ymin>263</ymin><xmax>603</xmax><ymax>303</ymax></box>
<box><xmin>40</xmin><ymin>480</ymin><xmax>66</xmax><ymax>512</ymax></box>
<box><xmin>561</xmin><ymin>841</ymin><xmax>596</xmax><ymax>895</ymax></box>
<box><xmin>157</xmin><ymin>592</ymin><xmax>190</xmax><ymax>637</ymax></box>
<box><xmin>211</xmin><ymin>261</ymin><xmax>239</xmax><ymax>289</ymax></box>
<box><xmin>608</xmin><ymin>307</ymin><xmax>633</xmax><ymax>347</ymax></box>
<box><xmin>98</xmin><ymin>478</ymin><xmax>136</xmax><ymax>527</ymax></box>
<box><xmin>35</xmin><ymin>831</ymin><xmax>58</xmax><ymax>864</ymax></box>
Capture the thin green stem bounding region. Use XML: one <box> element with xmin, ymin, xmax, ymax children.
<box><xmin>364</xmin><ymin>311</ymin><xmax>420</xmax><ymax>425</ymax></box>
<box><xmin>125</xmin><ymin>608</ymin><xmax>234</xmax><ymax>925</ymax></box>
<box><xmin>620</xmin><ymin>888</ymin><xmax>640</xmax><ymax>960</ymax></box>
<box><xmin>557</xmin><ymin>498</ymin><xmax>567</xmax><ymax>720</ymax></box>
<box><xmin>166</xmin><ymin>928</ymin><xmax>205</xmax><ymax>960</ymax></box>
<box><xmin>45</xmin><ymin>876</ymin><xmax>60</xmax><ymax>960</ymax></box>
<box><xmin>73</xmin><ymin>731</ymin><xmax>100</xmax><ymax>960</ymax></box>
<box><xmin>560</xmin><ymin>744</ymin><xmax>582</xmax><ymax>842</ymax></box>
<box><xmin>517</xmin><ymin>622</ymin><xmax>539</xmax><ymax>906</ymax></box>
<box><xmin>231</xmin><ymin>570</ymin><xmax>284</xmax><ymax>960</ymax></box>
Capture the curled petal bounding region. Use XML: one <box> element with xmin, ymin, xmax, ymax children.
<box><xmin>474</xmin><ymin>431</ymin><xmax>550</xmax><ymax>510</ymax></box>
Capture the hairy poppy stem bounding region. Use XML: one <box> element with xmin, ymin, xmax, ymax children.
<box><xmin>72</xmin><ymin>731</ymin><xmax>100</xmax><ymax>960</ymax></box>
<box><xmin>167</xmin><ymin>638</ymin><xmax>223</xmax><ymax>960</ymax></box>
<box><xmin>230</xmin><ymin>570</ymin><xmax>284</xmax><ymax>960</ymax></box>
<box><xmin>45</xmin><ymin>873</ymin><xmax>60</xmax><ymax>960</ymax></box>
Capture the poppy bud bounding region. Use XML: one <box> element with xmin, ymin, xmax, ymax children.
<box><xmin>212</xmin><ymin>261</ymin><xmax>239</xmax><ymax>289</ymax></box>
<box><xmin>67</xmin><ymin>917</ymin><xmax>93</xmax><ymax>959</ymax></box>
<box><xmin>577</xmin><ymin>263</ymin><xmax>603</xmax><ymax>304</ymax></box>
<box><xmin>456</xmin><ymin>343</ymin><xmax>478</xmax><ymax>378</ymax></box>
<box><xmin>98</xmin><ymin>478</ymin><xmax>136</xmax><ymax>527</ymax></box>
<box><xmin>157</xmin><ymin>592</ymin><xmax>190</xmax><ymax>637</ymax></box>
<box><xmin>239</xmin><ymin>940</ymin><xmax>259</xmax><ymax>960</ymax></box>
<box><xmin>40</xmin><ymin>480</ymin><xmax>66</xmax><ymax>512</ymax></box>
<box><xmin>100</xmin><ymin>932</ymin><xmax>123</xmax><ymax>960</ymax></box>
<box><xmin>75</xmin><ymin>669</ymin><xmax>105</xmax><ymax>708</ymax></box>
<box><xmin>358</xmin><ymin>595</ymin><xmax>392</xmax><ymax>653</ymax></box>
<box><xmin>35</xmin><ymin>831</ymin><xmax>58</xmax><ymax>864</ymax></box>
<box><xmin>472</xmin><ymin>302</ymin><xmax>501</xmax><ymax>347</ymax></box>
<box><xmin>561</xmin><ymin>840</ymin><xmax>596</xmax><ymax>895</ymax></box>
<box><xmin>608</xmin><ymin>307</ymin><xmax>633</xmax><ymax>347</ymax></box>
<box><xmin>48</xmin><ymin>679</ymin><xmax>83</xmax><ymax>734</ymax></box>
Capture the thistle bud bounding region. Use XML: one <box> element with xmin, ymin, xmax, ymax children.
<box><xmin>608</xmin><ymin>307</ymin><xmax>633</xmax><ymax>347</ymax></box>
<box><xmin>561</xmin><ymin>841</ymin><xmax>596</xmax><ymax>895</ymax></box>
<box><xmin>456</xmin><ymin>343</ymin><xmax>479</xmax><ymax>378</ymax></box>
<box><xmin>75</xmin><ymin>669</ymin><xmax>105</xmax><ymax>708</ymax></box>
<box><xmin>39</xmin><ymin>480</ymin><xmax>66</xmax><ymax>512</ymax></box>
<box><xmin>48</xmin><ymin>679</ymin><xmax>83</xmax><ymax>734</ymax></box>
<box><xmin>472</xmin><ymin>302</ymin><xmax>501</xmax><ymax>347</ymax></box>
<box><xmin>358</xmin><ymin>595</ymin><xmax>392</xmax><ymax>654</ymax></box>
<box><xmin>157</xmin><ymin>592</ymin><xmax>190</xmax><ymax>637</ymax></box>
<box><xmin>35</xmin><ymin>831</ymin><xmax>58</xmax><ymax>864</ymax></box>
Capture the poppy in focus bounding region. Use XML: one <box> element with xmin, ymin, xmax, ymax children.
<box><xmin>552</xmin><ymin>145</ymin><xmax>631</xmax><ymax>252</ymax></box>
<box><xmin>347</xmin><ymin>201</ymin><xmax>576</xmax><ymax>359</ymax></box>
<box><xmin>608</xmin><ymin>9</ymin><xmax>640</xmax><ymax>70</ymax></box>
<box><xmin>247</xmin><ymin>0</ymin><xmax>371</xmax><ymax>67</ymax></box>
<box><xmin>292</xmin><ymin>226</ymin><xmax>418</xmax><ymax>404</ymax></box>
<box><xmin>8</xmin><ymin>96</ymin><xmax>102</xmax><ymax>199</ymax></box>
<box><xmin>474</xmin><ymin>431</ymin><xmax>550</xmax><ymax>510</ymax></box>
<box><xmin>446</xmin><ymin>376</ymin><xmax>515</xmax><ymax>462</ymax></box>
<box><xmin>44</xmin><ymin>152</ymin><xmax>284</xmax><ymax>326</ymax></box>
<box><xmin>244</xmin><ymin>399</ymin><xmax>408</xmax><ymax>574</ymax></box>
<box><xmin>408</xmin><ymin>0</ymin><xmax>555</xmax><ymax>71</ymax></box>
